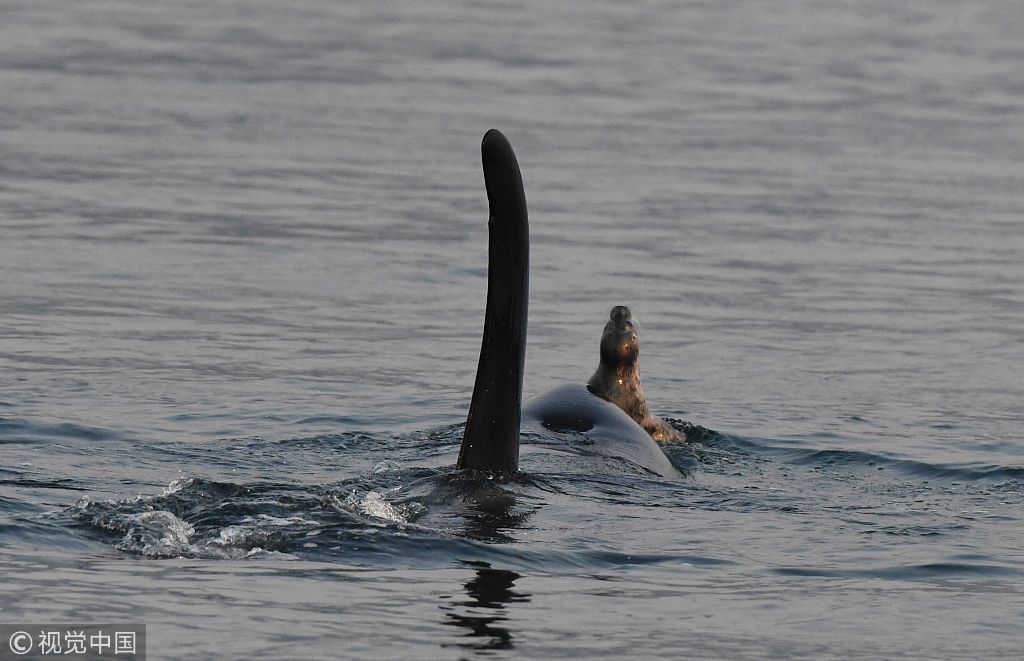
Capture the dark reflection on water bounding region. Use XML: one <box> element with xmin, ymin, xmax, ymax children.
<box><xmin>423</xmin><ymin>471</ymin><xmax>538</xmax><ymax>543</ymax></box>
<box><xmin>440</xmin><ymin>561</ymin><xmax>530</xmax><ymax>652</ymax></box>
<box><xmin>458</xmin><ymin>483</ymin><xmax>533</xmax><ymax>544</ymax></box>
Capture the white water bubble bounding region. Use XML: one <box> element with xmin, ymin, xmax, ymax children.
<box><xmin>162</xmin><ymin>476</ymin><xmax>193</xmax><ymax>496</ymax></box>
<box><xmin>372</xmin><ymin>460</ymin><xmax>401</xmax><ymax>475</ymax></box>
<box><xmin>118</xmin><ymin>510</ymin><xmax>195</xmax><ymax>558</ymax></box>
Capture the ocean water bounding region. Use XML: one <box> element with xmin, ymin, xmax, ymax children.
<box><xmin>2</xmin><ymin>1</ymin><xmax>1023</xmax><ymax>658</ymax></box>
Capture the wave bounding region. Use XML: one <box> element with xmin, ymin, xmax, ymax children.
<box><xmin>773</xmin><ymin>560</ymin><xmax>1021</xmax><ymax>580</ymax></box>
<box><xmin>61</xmin><ymin>465</ymin><xmax>733</xmax><ymax>571</ymax></box>
<box><xmin>713</xmin><ymin>434</ymin><xmax>1024</xmax><ymax>483</ymax></box>
<box><xmin>8</xmin><ymin>417</ymin><xmax>1017</xmax><ymax>569</ymax></box>
<box><xmin>0</xmin><ymin>417</ymin><xmax>129</xmax><ymax>444</ymax></box>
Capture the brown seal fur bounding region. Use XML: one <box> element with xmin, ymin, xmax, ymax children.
<box><xmin>586</xmin><ymin>306</ymin><xmax>685</xmax><ymax>443</ymax></box>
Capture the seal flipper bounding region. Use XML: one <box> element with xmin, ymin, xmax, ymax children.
<box><xmin>457</xmin><ymin>129</ymin><xmax>529</xmax><ymax>472</ymax></box>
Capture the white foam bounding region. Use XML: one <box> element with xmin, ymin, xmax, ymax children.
<box><xmin>360</xmin><ymin>491</ymin><xmax>406</xmax><ymax>522</ymax></box>
<box><xmin>332</xmin><ymin>489</ymin><xmax>413</xmax><ymax>524</ymax></box>
<box><xmin>118</xmin><ymin>510</ymin><xmax>195</xmax><ymax>557</ymax></box>
<box><xmin>162</xmin><ymin>476</ymin><xmax>193</xmax><ymax>496</ymax></box>
<box><xmin>371</xmin><ymin>460</ymin><xmax>401</xmax><ymax>475</ymax></box>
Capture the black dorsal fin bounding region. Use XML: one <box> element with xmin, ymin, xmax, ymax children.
<box><xmin>457</xmin><ymin>129</ymin><xmax>529</xmax><ymax>472</ymax></box>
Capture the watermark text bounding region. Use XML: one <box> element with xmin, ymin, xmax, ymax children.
<box><xmin>1</xmin><ymin>625</ymin><xmax>145</xmax><ymax>660</ymax></box>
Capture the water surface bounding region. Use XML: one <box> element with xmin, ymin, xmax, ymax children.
<box><xmin>2</xmin><ymin>1</ymin><xmax>1023</xmax><ymax>658</ymax></box>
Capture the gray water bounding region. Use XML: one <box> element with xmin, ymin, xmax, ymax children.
<box><xmin>2</xmin><ymin>1</ymin><xmax>1023</xmax><ymax>658</ymax></box>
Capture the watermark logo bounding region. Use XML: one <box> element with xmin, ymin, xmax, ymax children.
<box><xmin>7</xmin><ymin>632</ymin><xmax>31</xmax><ymax>656</ymax></box>
<box><xmin>1</xmin><ymin>625</ymin><xmax>145</xmax><ymax>660</ymax></box>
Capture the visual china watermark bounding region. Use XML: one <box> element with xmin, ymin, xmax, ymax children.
<box><xmin>1</xmin><ymin>625</ymin><xmax>145</xmax><ymax>660</ymax></box>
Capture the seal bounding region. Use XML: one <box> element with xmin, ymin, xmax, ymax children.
<box><xmin>457</xmin><ymin>130</ymin><xmax>679</xmax><ymax>478</ymax></box>
<box><xmin>586</xmin><ymin>306</ymin><xmax>685</xmax><ymax>443</ymax></box>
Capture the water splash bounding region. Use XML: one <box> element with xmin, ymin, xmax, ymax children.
<box><xmin>330</xmin><ymin>488</ymin><xmax>425</xmax><ymax>525</ymax></box>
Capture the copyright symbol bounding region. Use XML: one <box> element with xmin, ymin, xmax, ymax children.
<box><xmin>8</xmin><ymin>631</ymin><xmax>32</xmax><ymax>655</ymax></box>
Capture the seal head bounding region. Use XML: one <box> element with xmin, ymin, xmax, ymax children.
<box><xmin>586</xmin><ymin>306</ymin><xmax>684</xmax><ymax>443</ymax></box>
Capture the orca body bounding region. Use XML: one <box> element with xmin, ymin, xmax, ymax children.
<box><xmin>522</xmin><ymin>384</ymin><xmax>680</xmax><ymax>478</ymax></box>
<box><xmin>457</xmin><ymin>129</ymin><xmax>678</xmax><ymax>479</ymax></box>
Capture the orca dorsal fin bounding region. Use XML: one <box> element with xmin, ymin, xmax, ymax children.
<box><xmin>457</xmin><ymin>129</ymin><xmax>529</xmax><ymax>472</ymax></box>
